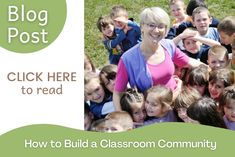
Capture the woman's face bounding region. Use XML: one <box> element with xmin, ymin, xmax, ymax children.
<box><xmin>142</xmin><ymin>22</ymin><xmax>166</xmax><ymax>45</ymax></box>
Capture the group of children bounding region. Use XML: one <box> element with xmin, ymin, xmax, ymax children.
<box><xmin>84</xmin><ymin>0</ymin><xmax>235</xmax><ymax>132</ymax></box>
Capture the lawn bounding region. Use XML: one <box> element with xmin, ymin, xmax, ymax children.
<box><xmin>85</xmin><ymin>0</ymin><xmax>235</xmax><ymax>68</ymax></box>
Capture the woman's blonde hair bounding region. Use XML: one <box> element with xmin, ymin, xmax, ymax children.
<box><xmin>140</xmin><ymin>7</ymin><xmax>170</xmax><ymax>35</ymax></box>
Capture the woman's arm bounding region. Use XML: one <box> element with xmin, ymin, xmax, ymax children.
<box><xmin>187</xmin><ymin>57</ymin><xmax>207</xmax><ymax>68</ymax></box>
<box><xmin>113</xmin><ymin>59</ymin><xmax>129</xmax><ymax>110</ymax></box>
<box><xmin>113</xmin><ymin>91</ymin><xmax>123</xmax><ymax>111</ymax></box>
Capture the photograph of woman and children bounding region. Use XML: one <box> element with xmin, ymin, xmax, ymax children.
<box><xmin>84</xmin><ymin>0</ymin><xmax>235</xmax><ymax>132</ymax></box>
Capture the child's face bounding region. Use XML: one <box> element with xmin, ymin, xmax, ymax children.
<box><xmin>100</xmin><ymin>74</ymin><xmax>115</xmax><ymax>93</ymax></box>
<box><xmin>224</xmin><ymin>99</ymin><xmax>235</xmax><ymax>122</ymax></box>
<box><xmin>131</xmin><ymin>102</ymin><xmax>146</xmax><ymax>123</ymax></box>
<box><xmin>207</xmin><ymin>54</ymin><xmax>228</xmax><ymax>70</ymax></box>
<box><xmin>219</xmin><ymin>31</ymin><xmax>235</xmax><ymax>45</ymax></box>
<box><xmin>145</xmin><ymin>93</ymin><xmax>164</xmax><ymax>117</ymax></box>
<box><xmin>170</xmin><ymin>2</ymin><xmax>186</xmax><ymax>20</ymax></box>
<box><xmin>183</xmin><ymin>38</ymin><xmax>201</xmax><ymax>54</ymax></box>
<box><xmin>101</xmin><ymin>24</ymin><xmax>114</xmax><ymax>37</ymax></box>
<box><xmin>103</xmin><ymin>120</ymin><xmax>125</xmax><ymax>133</ymax></box>
<box><xmin>208</xmin><ymin>80</ymin><xmax>224</xmax><ymax>99</ymax></box>
<box><xmin>85</xmin><ymin>79</ymin><xmax>105</xmax><ymax>103</ymax></box>
<box><xmin>174</xmin><ymin>65</ymin><xmax>187</xmax><ymax>79</ymax></box>
<box><xmin>193</xmin><ymin>12</ymin><xmax>212</xmax><ymax>35</ymax></box>
<box><xmin>113</xmin><ymin>16</ymin><xmax>128</xmax><ymax>29</ymax></box>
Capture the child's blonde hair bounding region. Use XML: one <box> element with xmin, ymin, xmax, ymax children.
<box><xmin>84</xmin><ymin>71</ymin><xmax>100</xmax><ymax>85</ymax></box>
<box><xmin>110</xmin><ymin>5</ymin><xmax>128</xmax><ymax>19</ymax></box>
<box><xmin>169</xmin><ymin>0</ymin><xmax>185</xmax><ymax>6</ymax></box>
<box><xmin>174</xmin><ymin>86</ymin><xmax>201</xmax><ymax>109</ymax></box>
<box><xmin>84</xmin><ymin>53</ymin><xmax>96</xmax><ymax>72</ymax></box>
<box><xmin>105</xmin><ymin>111</ymin><xmax>133</xmax><ymax>131</ymax></box>
<box><xmin>208</xmin><ymin>45</ymin><xmax>229</xmax><ymax>60</ymax></box>
<box><xmin>192</xmin><ymin>6</ymin><xmax>211</xmax><ymax>21</ymax></box>
<box><xmin>147</xmin><ymin>85</ymin><xmax>173</xmax><ymax>107</ymax></box>
<box><xmin>90</xmin><ymin>119</ymin><xmax>107</xmax><ymax>132</ymax></box>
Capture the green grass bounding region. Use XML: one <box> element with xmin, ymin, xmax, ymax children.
<box><xmin>85</xmin><ymin>0</ymin><xmax>235</xmax><ymax>68</ymax></box>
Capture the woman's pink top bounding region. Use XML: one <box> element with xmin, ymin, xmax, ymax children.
<box><xmin>115</xmin><ymin>47</ymin><xmax>189</xmax><ymax>92</ymax></box>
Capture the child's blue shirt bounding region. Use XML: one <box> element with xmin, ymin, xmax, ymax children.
<box><xmin>118</xmin><ymin>20</ymin><xmax>142</xmax><ymax>52</ymax></box>
<box><xmin>102</xmin><ymin>29</ymin><xmax>126</xmax><ymax>65</ymax></box>
<box><xmin>90</xmin><ymin>95</ymin><xmax>114</xmax><ymax>119</ymax></box>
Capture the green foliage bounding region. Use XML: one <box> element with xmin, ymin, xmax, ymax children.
<box><xmin>85</xmin><ymin>0</ymin><xmax>235</xmax><ymax>68</ymax></box>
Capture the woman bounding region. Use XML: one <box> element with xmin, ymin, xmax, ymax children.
<box><xmin>113</xmin><ymin>7</ymin><xmax>203</xmax><ymax>110</ymax></box>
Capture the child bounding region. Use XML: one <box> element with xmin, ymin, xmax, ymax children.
<box><xmin>207</xmin><ymin>45</ymin><xmax>229</xmax><ymax>70</ymax></box>
<box><xmin>97</xmin><ymin>15</ymin><xmax>124</xmax><ymax>65</ymax></box>
<box><xmin>186</xmin><ymin>65</ymin><xmax>209</xmax><ymax>96</ymax></box>
<box><xmin>169</xmin><ymin>0</ymin><xmax>189</xmax><ymax>27</ymax></box>
<box><xmin>166</xmin><ymin>0</ymin><xmax>219</xmax><ymax>39</ymax></box>
<box><xmin>219</xmin><ymin>85</ymin><xmax>235</xmax><ymax>130</ymax></box>
<box><xmin>110</xmin><ymin>5</ymin><xmax>141</xmax><ymax>52</ymax></box>
<box><xmin>99</xmin><ymin>64</ymin><xmax>117</xmax><ymax>93</ymax></box>
<box><xmin>90</xmin><ymin>118</ymin><xmax>107</xmax><ymax>132</ymax></box>
<box><xmin>84</xmin><ymin>53</ymin><xmax>96</xmax><ymax>73</ymax></box>
<box><xmin>187</xmin><ymin>97</ymin><xmax>227</xmax><ymax>128</ymax></box>
<box><xmin>186</xmin><ymin>0</ymin><xmax>207</xmax><ymax>18</ymax></box>
<box><xmin>144</xmin><ymin>85</ymin><xmax>177</xmax><ymax>126</ymax></box>
<box><xmin>208</xmin><ymin>68</ymin><xmax>234</xmax><ymax>101</ymax></box>
<box><xmin>120</xmin><ymin>88</ymin><xmax>146</xmax><ymax>127</ymax></box>
<box><xmin>192</xmin><ymin>7</ymin><xmax>220</xmax><ymax>43</ymax></box>
<box><xmin>84</xmin><ymin>102</ymin><xmax>93</xmax><ymax>130</ymax></box>
<box><xmin>104</xmin><ymin>111</ymin><xmax>133</xmax><ymax>132</ymax></box>
<box><xmin>174</xmin><ymin>86</ymin><xmax>201</xmax><ymax>122</ymax></box>
<box><xmin>228</xmin><ymin>39</ymin><xmax>235</xmax><ymax>72</ymax></box>
<box><xmin>217</xmin><ymin>16</ymin><xmax>235</xmax><ymax>46</ymax></box>
<box><xmin>174</xmin><ymin>28</ymin><xmax>220</xmax><ymax>63</ymax></box>
<box><xmin>174</xmin><ymin>64</ymin><xmax>188</xmax><ymax>81</ymax></box>
<box><xmin>84</xmin><ymin>72</ymin><xmax>115</xmax><ymax>119</ymax></box>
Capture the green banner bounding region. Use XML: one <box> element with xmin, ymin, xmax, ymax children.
<box><xmin>0</xmin><ymin>123</ymin><xmax>234</xmax><ymax>156</ymax></box>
